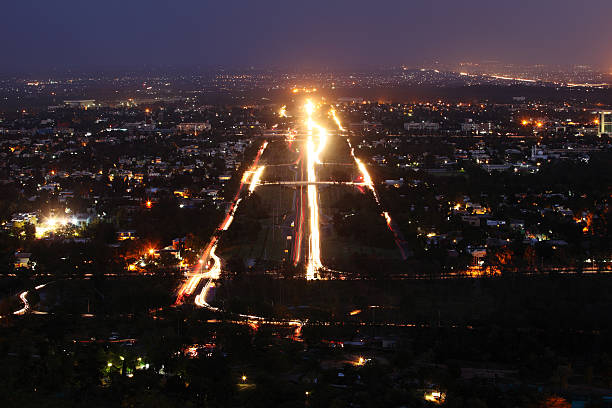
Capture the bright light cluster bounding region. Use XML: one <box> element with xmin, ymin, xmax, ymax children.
<box><xmin>35</xmin><ymin>216</ymin><xmax>79</xmax><ymax>239</ymax></box>
<box><xmin>279</xmin><ymin>105</ymin><xmax>287</xmax><ymax>117</ymax></box>
<box><xmin>303</xmin><ymin>100</ymin><xmax>327</xmax><ymax>280</ymax></box>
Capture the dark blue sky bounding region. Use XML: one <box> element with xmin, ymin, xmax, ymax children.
<box><xmin>3</xmin><ymin>0</ymin><xmax>612</xmax><ymax>72</ymax></box>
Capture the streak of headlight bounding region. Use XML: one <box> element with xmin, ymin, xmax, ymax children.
<box><xmin>304</xmin><ymin>100</ymin><xmax>326</xmax><ymax>280</ymax></box>
<box><xmin>194</xmin><ymin>246</ymin><xmax>222</xmax><ymax>309</ymax></box>
<box><xmin>221</xmin><ymin>198</ymin><xmax>242</xmax><ymax>231</ymax></box>
<box><xmin>306</xmin><ymin>139</ymin><xmax>322</xmax><ymax>280</ymax></box>
<box><xmin>293</xmin><ymin>184</ymin><xmax>304</xmax><ymax>266</ymax></box>
<box><xmin>349</xmin><ymin>137</ymin><xmax>407</xmax><ymax>260</ymax></box>
<box><xmin>182</xmin><ymin>274</ymin><xmax>203</xmax><ymax>297</ymax></box>
<box><xmin>194</xmin><ymin>280</ymin><xmax>214</xmax><ymax>308</ymax></box>
<box><xmin>191</xmin><ymin>143</ymin><xmax>266</xmax><ymax>303</ymax></box>
<box><xmin>176</xmin><ymin>140</ymin><xmax>268</xmax><ymax>304</ymax></box>
<box><xmin>329</xmin><ymin>108</ymin><xmax>345</xmax><ymax>131</ymax></box>
<box><xmin>249</xmin><ymin>166</ymin><xmax>265</xmax><ymax>193</ymax></box>
<box><xmin>241</xmin><ymin>170</ymin><xmax>252</xmax><ymax>183</ymax></box>
<box><xmin>354</xmin><ymin>156</ymin><xmax>380</xmax><ymax>203</ymax></box>
<box><xmin>14</xmin><ymin>291</ymin><xmax>29</xmax><ymax>315</ymax></box>
<box><xmin>383</xmin><ymin>211</ymin><xmax>392</xmax><ymax>227</ymax></box>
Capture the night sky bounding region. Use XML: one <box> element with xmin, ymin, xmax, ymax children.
<box><xmin>3</xmin><ymin>0</ymin><xmax>612</xmax><ymax>72</ymax></box>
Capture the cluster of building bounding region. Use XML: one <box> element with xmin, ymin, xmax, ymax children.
<box><xmin>0</xmin><ymin>102</ymin><xmax>265</xmax><ymax>272</ymax></box>
<box><xmin>336</xmin><ymin>100</ymin><xmax>610</xmax><ymax>275</ymax></box>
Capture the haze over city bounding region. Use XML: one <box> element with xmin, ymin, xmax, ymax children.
<box><xmin>3</xmin><ymin>0</ymin><xmax>612</xmax><ymax>72</ymax></box>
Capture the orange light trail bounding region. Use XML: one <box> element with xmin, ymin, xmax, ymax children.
<box><xmin>490</xmin><ymin>74</ymin><xmax>537</xmax><ymax>83</ymax></box>
<box><xmin>249</xmin><ymin>166</ymin><xmax>265</xmax><ymax>193</ymax></box>
<box><xmin>329</xmin><ymin>107</ymin><xmax>345</xmax><ymax>131</ymax></box>
<box><xmin>13</xmin><ymin>291</ymin><xmax>29</xmax><ymax>315</ymax></box>
<box><xmin>303</xmin><ymin>100</ymin><xmax>327</xmax><ymax>279</ymax></box>
<box><xmin>176</xmin><ymin>141</ymin><xmax>268</xmax><ymax>304</ymax></box>
<box><xmin>342</xmin><ymin>118</ymin><xmax>408</xmax><ymax>261</ymax></box>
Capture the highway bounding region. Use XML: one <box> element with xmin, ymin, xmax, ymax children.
<box><xmin>176</xmin><ymin>141</ymin><xmax>268</xmax><ymax>306</ymax></box>
<box><xmin>175</xmin><ymin>100</ymin><xmax>410</xmax><ymax>319</ymax></box>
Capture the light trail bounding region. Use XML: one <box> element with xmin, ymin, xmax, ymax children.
<box><xmin>489</xmin><ymin>74</ymin><xmax>537</xmax><ymax>83</ymax></box>
<box><xmin>383</xmin><ymin>211</ymin><xmax>392</xmax><ymax>227</ymax></box>
<box><xmin>249</xmin><ymin>166</ymin><xmax>265</xmax><ymax>193</ymax></box>
<box><xmin>303</xmin><ymin>99</ymin><xmax>327</xmax><ymax>280</ymax></box>
<box><xmin>343</xmin><ymin>119</ymin><xmax>409</xmax><ymax>261</ymax></box>
<box><xmin>329</xmin><ymin>107</ymin><xmax>345</xmax><ymax>131</ymax></box>
<box><xmin>306</xmin><ymin>142</ymin><xmax>322</xmax><ymax>279</ymax></box>
<box><xmin>14</xmin><ymin>291</ymin><xmax>29</xmax><ymax>315</ymax></box>
<box><xmin>221</xmin><ymin>198</ymin><xmax>242</xmax><ymax>231</ymax></box>
<box><xmin>346</xmin><ymin>137</ymin><xmax>380</xmax><ymax>203</ymax></box>
<box><xmin>194</xmin><ymin>246</ymin><xmax>222</xmax><ymax>309</ymax></box>
<box><xmin>193</xmin><ymin>244</ymin><xmax>305</xmax><ymax>331</ymax></box>
<box><xmin>354</xmin><ymin>156</ymin><xmax>380</xmax><ymax>203</ymax></box>
<box><xmin>176</xmin><ymin>141</ymin><xmax>268</xmax><ymax>304</ymax></box>
<box><xmin>177</xmin><ymin>240</ymin><xmax>216</xmax><ymax>299</ymax></box>
<box><xmin>292</xmin><ymin>149</ymin><xmax>306</xmax><ymax>266</ymax></box>
<box><xmin>294</xmin><ymin>184</ymin><xmax>304</xmax><ymax>265</ymax></box>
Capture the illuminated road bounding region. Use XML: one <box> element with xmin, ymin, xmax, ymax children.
<box><xmin>271</xmin><ymin>101</ymin><xmax>407</xmax><ymax>276</ymax></box>
<box><xmin>12</xmin><ymin>283</ymin><xmax>47</xmax><ymax>316</ymax></box>
<box><xmin>13</xmin><ymin>291</ymin><xmax>29</xmax><ymax>315</ymax></box>
<box><xmin>176</xmin><ymin>100</ymin><xmax>409</xmax><ymax>321</ymax></box>
<box><xmin>304</xmin><ymin>100</ymin><xmax>326</xmax><ymax>280</ymax></box>
<box><xmin>292</xmin><ymin>157</ymin><xmax>305</xmax><ymax>266</ymax></box>
<box><xmin>176</xmin><ymin>141</ymin><xmax>268</xmax><ymax>305</ymax></box>
<box><xmin>346</xmin><ymin>137</ymin><xmax>409</xmax><ymax>260</ymax></box>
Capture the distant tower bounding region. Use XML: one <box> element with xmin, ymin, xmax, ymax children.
<box><xmin>598</xmin><ymin>111</ymin><xmax>612</xmax><ymax>137</ymax></box>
